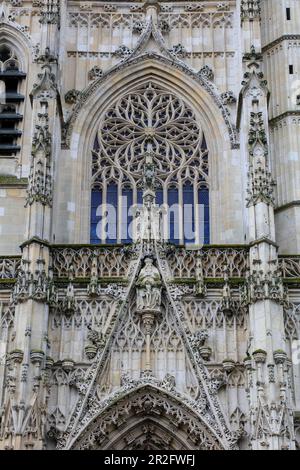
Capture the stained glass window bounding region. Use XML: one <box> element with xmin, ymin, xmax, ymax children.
<box><xmin>91</xmin><ymin>82</ymin><xmax>210</xmax><ymax>245</ymax></box>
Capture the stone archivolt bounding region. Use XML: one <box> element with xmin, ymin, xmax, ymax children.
<box><xmin>69</xmin><ymin>384</ymin><xmax>223</xmax><ymax>450</ymax></box>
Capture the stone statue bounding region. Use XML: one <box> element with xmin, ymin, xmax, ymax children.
<box><xmin>136</xmin><ymin>258</ymin><xmax>162</xmax><ymax>311</ymax></box>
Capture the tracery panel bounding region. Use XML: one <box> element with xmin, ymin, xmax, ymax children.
<box><xmin>90</xmin><ymin>82</ymin><xmax>210</xmax><ymax>245</ymax></box>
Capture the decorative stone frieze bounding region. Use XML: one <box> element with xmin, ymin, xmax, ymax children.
<box><xmin>39</xmin><ymin>0</ymin><xmax>60</xmax><ymax>26</ymax></box>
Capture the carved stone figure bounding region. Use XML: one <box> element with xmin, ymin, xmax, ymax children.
<box><xmin>136</xmin><ymin>258</ymin><xmax>162</xmax><ymax>312</ymax></box>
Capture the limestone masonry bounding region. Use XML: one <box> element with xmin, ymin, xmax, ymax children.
<box><xmin>0</xmin><ymin>0</ymin><xmax>299</xmax><ymax>450</ymax></box>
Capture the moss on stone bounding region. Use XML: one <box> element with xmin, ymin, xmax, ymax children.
<box><xmin>53</xmin><ymin>276</ymin><xmax>127</xmax><ymax>284</ymax></box>
<box><xmin>52</xmin><ymin>243</ymin><xmax>126</xmax><ymax>248</ymax></box>
<box><xmin>171</xmin><ymin>278</ymin><xmax>196</xmax><ymax>284</ymax></box>
<box><xmin>0</xmin><ymin>175</ymin><xmax>28</xmax><ymax>186</ymax></box>
<box><xmin>283</xmin><ymin>278</ymin><xmax>300</xmax><ymax>284</ymax></box>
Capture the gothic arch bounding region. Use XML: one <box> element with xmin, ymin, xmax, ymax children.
<box><xmin>68</xmin><ymin>384</ymin><xmax>225</xmax><ymax>450</ymax></box>
<box><xmin>0</xmin><ymin>22</ymin><xmax>30</xmax><ymax>160</ymax></box>
<box><xmin>0</xmin><ymin>23</ymin><xmax>31</xmax><ymax>73</ymax></box>
<box><xmin>104</xmin><ymin>417</ymin><xmax>192</xmax><ymax>450</ymax></box>
<box><xmin>61</xmin><ymin>56</ymin><xmax>243</xmax><ymax>245</ymax></box>
<box><xmin>0</xmin><ymin>22</ymin><xmax>30</xmax><ymax>102</ymax></box>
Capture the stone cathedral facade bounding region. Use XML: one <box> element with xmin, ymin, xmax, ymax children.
<box><xmin>0</xmin><ymin>0</ymin><xmax>300</xmax><ymax>451</ymax></box>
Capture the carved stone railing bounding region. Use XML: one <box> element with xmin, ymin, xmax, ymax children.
<box><xmin>279</xmin><ymin>257</ymin><xmax>300</xmax><ymax>279</ymax></box>
<box><xmin>51</xmin><ymin>246</ymin><xmax>131</xmax><ymax>279</ymax></box>
<box><xmin>2</xmin><ymin>250</ymin><xmax>300</xmax><ymax>282</ymax></box>
<box><xmin>0</xmin><ymin>257</ymin><xmax>21</xmax><ymax>280</ymax></box>
<box><xmin>166</xmin><ymin>246</ymin><xmax>249</xmax><ymax>279</ymax></box>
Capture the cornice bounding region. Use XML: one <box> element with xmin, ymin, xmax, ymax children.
<box><xmin>269</xmin><ymin>111</ymin><xmax>300</xmax><ymax>127</ymax></box>
<box><xmin>20</xmin><ymin>236</ymin><xmax>51</xmax><ymax>250</ymax></box>
<box><xmin>249</xmin><ymin>237</ymin><xmax>278</xmax><ymax>249</ymax></box>
<box><xmin>275</xmin><ymin>201</ymin><xmax>300</xmax><ymax>214</ymax></box>
<box><xmin>0</xmin><ymin>175</ymin><xmax>28</xmax><ymax>188</ymax></box>
<box><xmin>262</xmin><ymin>34</ymin><xmax>300</xmax><ymax>54</ymax></box>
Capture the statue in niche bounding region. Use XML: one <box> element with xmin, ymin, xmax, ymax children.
<box><xmin>136</xmin><ymin>257</ymin><xmax>162</xmax><ymax>311</ymax></box>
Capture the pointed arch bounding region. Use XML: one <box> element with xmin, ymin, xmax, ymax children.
<box><xmin>0</xmin><ymin>21</ymin><xmax>30</xmax><ymax>158</ymax></box>
<box><xmin>58</xmin><ymin>55</ymin><xmax>244</xmax><ymax>245</ymax></box>
<box><xmin>67</xmin><ymin>384</ymin><xmax>225</xmax><ymax>450</ymax></box>
<box><xmin>90</xmin><ymin>80</ymin><xmax>210</xmax><ymax>245</ymax></box>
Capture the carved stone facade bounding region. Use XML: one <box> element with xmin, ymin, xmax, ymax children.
<box><xmin>0</xmin><ymin>0</ymin><xmax>300</xmax><ymax>451</ymax></box>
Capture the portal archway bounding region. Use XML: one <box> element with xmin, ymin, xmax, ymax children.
<box><xmin>69</xmin><ymin>384</ymin><xmax>225</xmax><ymax>450</ymax></box>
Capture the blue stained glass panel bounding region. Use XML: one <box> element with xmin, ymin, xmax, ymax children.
<box><xmin>106</xmin><ymin>183</ymin><xmax>118</xmax><ymax>243</ymax></box>
<box><xmin>90</xmin><ymin>189</ymin><xmax>102</xmax><ymax>244</ymax></box>
<box><xmin>183</xmin><ymin>182</ymin><xmax>195</xmax><ymax>244</ymax></box>
<box><xmin>137</xmin><ymin>189</ymin><xmax>143</xmax><ymax>206</ymax></box>
<box><xmin>198</xmin><ymin>188</ymin><xmax>210</xmax><ymax>244</ymax></box>
<box><xmin>122</xmin><ymin>187</ymin><xmax>133</xmax><ymax>243</ymax></box>
<box><xmin>168</xmin><ymin>187</ymin><xmax>179</xmax><ymax>244</ymax></box>
<box><xmin>156</xmin><ymin>189</ymin><xmax>163</xmax><ymax>206</ymax></box>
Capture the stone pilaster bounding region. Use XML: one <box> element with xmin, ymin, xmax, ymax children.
<box><xmin>238</xmin><ymin>45</ymin><xmax>295</xmax><ymax>449</ymax></box>
<box><xmin>39</xmin><ymin>0</ymin><xmax>61</xmax><ymax>57</ymax></box>
<box><xmin>0</xmin><ymin>52</ymin><xmax>59</xmax><ymax>450</ymax></box>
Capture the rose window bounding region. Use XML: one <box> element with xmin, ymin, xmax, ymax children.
<box><xmin>91</xmin><ymin>82</ymin><xmax>209</xmax><ymax>245</ymax></box>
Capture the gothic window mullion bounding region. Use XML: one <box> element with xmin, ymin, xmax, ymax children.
<box><xmin>193</xmin><ymin>180</ymin><xmax>199</xmax><ymax>246</ymax></box>
<box><xmin>117</xmin><ymin>180</ymin><xmax>122</xmax><ymax>244</ymax></box>
<box><xmin>101</xmin><ymin>182</ymin><xmax>108</xmax><ymax>243</ymax></box>
<box><xmin>178</xmin><ymin>181</ymin><xmax>184</xmax><ymax>245</ymax></box>
<box><xmin>162</xmin><ymin>183</ymin><xmax>168</xmax><ymax>242</ymax></box>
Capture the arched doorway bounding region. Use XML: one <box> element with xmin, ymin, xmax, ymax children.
<box><xmin>69</xmin><ymin>384</ymin><xmax>224</xmax><ymax>450</ymax></box>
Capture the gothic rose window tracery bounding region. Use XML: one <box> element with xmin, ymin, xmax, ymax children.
<box><xmin>90</xmin><ymin>82</ymin><xmax>210</xmax><ymax>245</ymax></box>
